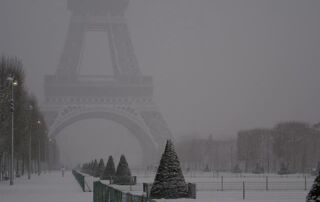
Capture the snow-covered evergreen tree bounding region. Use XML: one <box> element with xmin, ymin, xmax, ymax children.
<box><xmin>88</xmin><ymin>161</ymin><xmax>92</xmax><ymax>175</ymax></box>
<box><xmin>101</xmin><ymin>156</ymin><xmax>116</xmax><ymax>180</ymax></box>
<box><xmin>278</xmin><ymin>162</ymin><xmax>289</xmax><ymax>175</ymax></box>
<box><xmin>92</xmin><ymin>159</ymin><xmax>99</xmax><ymax>177</ymax></box>
<box><xmin>307</xmin><ymin>171</ymin><xmax>320</xmax><ymax>202</ymax></box>
<box><xmin>96</xmin><ymin>158</ymin><xmax>105</xmax><ymax>177</ymax></box>
<box><xmin>116</xmin><ymin>155</ymin><xmax>131</xmax><ymax>176</ymax></box>
<box><xmin>150</xmin><ymin>140</ymin><xmax>188</xmax><ymax>199</ymax></box>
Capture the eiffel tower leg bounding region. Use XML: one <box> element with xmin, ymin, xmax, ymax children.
<box><xmin>56</xmin><ymin>17</ymin><xmax>86</xmax><ymax>77</ymax></box>
<box><xmin>139</xmin><ymin>110</ymin><xmax>174</xmax><ymax>163</ymax></box>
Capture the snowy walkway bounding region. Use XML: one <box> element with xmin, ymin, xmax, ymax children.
<box><xmin>0</xmin><ymin>171</ymin><xmax>92</xmax><ymax>202</ymax></box>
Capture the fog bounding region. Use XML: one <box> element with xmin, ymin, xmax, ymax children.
<box><xmin>1</xmin><ymin>0</ymin><xmax>320</xmax><ymax>167</ymax></box>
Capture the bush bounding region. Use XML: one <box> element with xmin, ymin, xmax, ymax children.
<box><xmin>114</xmin><ymin>155</ymin><xmax>134</xmax><ymax>185</ymax></box>
<box><xmin>101</xmin><ymin>156</ymin><xmax>116</xmax><ymax>180</ymax></box>
<box><xmin>116</xmin><ymin>155</ymin><xmax>131</xmax><ymax>177</ymax></box>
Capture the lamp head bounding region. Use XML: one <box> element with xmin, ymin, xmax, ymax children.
<box><xmin>7</xmin><ymin>76</ymin><xmax>18</xmax><ymax>86</ymax></box>
<box><xmin>7</xmin><ymin>76</ymin><xmax>13</xmax><ymax>82</ymax></box>
<box><xmin>12</xmin><ymin>80</ymin><xmax>18</xmax><ymax>86</ymax></box>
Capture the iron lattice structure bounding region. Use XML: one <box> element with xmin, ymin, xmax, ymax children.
<box><xmin>42</xmin><ymin>0</ymin><xmax>173</xmax><ymax>164</ymax></box>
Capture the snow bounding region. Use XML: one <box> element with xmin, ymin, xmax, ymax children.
<box><xmin>0</xmin><ymin>171</ymin><xmax>92</xmax><ymax>202</ymax></box>
<box><xmin>134</xmin><ymin>172</ymin><xmax>314</xmax><ymax>191</ymax></box>
<box><xmin>155</xmin><ymin>191</ymin><xmax>308</xmax><ymax>202</ymax></box>
<box><xmin>0</xmin><ymin>171</ymin><xmax>311</xmax><ymax>202</ymax></box>
<box><xmin>126</xmin><ymin>172</ymin><xmax>311</xmax><ymax>202</ymax></box>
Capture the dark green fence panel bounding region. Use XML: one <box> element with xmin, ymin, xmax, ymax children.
<box><xmin>72</xmin><ymin>170</ymin><xmax>85</xmax><ymax>192</ymax></box>
<box><xmin>93</xmin><ymin>180</ymin><xmax>156</xmax><ymax>202</ymax></box>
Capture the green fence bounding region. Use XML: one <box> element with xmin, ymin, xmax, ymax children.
<box><xmin>94</xmin><ymin>181</ymin><xmax>156</xmax><ymax>202</ymax></box>
<box><xmin>72</xmin><ymin>170</ymin><xmax>85</xmax><ymax>192</ymax></box>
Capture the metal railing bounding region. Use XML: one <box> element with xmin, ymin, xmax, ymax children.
<box><xmin>93</xmin><ymin>181</ymin><xmax>156</xmax><ymax>202</ymax></box>
<box><xmin>72</xmin><ymin>170</ymin><xmax>85</xmax><ymax>192</ymax></box>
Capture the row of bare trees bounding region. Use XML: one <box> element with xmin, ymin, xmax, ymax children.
<box><xmin>176</xmin><ymin>135</ymin><xmax>236</xmax><ymax>172</ymax></box>
<box><xmin>0</xmin><ymin>56</ymin><xmax>58</xmax><ymax>181</ymax></box>
<box><xmin>175</xmin><ymin>121</ymin><xmax>319</xmax><ymax>174</ymax></box>
<box><xmin>237</xmin><ymin>121</ymin><xmax>320</xmax><ymax>173</ymax></box>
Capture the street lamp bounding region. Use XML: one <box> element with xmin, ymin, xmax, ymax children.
<box><xmin>27</xmin><ymin>104</ymin><xmax>33</xmax><ymax>180</ymax></box>
<box><xmin>44</xmin><ymin>130</ymin><xmax>48</xmax><ymax>173</ymax></box>
<box><xmin>37</xmin><ymin>120</ymin><xmax>41</xmax><ymax>176</ymax></box>
<box><xmin>48</xmin><ymin>138</ymin><xmax>52</xmax><ymax>171</ymax></box>
<box><xmin>7</xmin><ymin>76</ymin><xmax>18</xmax><ymax>186</ymax></box>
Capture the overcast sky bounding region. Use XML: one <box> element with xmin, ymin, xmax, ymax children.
<box><xmin>1</xmin><ymin>0</ymin><xmax>320</xmax><ymax>141</ymax></box>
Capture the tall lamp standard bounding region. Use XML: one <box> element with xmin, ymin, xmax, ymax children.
<box><xmin>44</xmin><ymin>131</ymin><xmax>48</xmax><ymax>173</ymax></box>
<box><xmin>37</xmin><ymin>120</ymin><xmax>41</xmax><ymax>176</ymax></box>
<box><xmin>27</xmin><ymin>104</ymin><xmax>33</xmax><ymax>180</ymax></box>
<box><xmin>7</xmin><ymin>76</ymin><xmax>18</xmax><ymax>186</ymax></box>
<box><xmin>48</xmin><ymin>138</ymin><xmax>53</xmax><ymax>171</ymax></box>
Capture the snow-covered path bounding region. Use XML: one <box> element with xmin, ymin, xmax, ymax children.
<box><xmin>0</xmin><ymin>171</ymin><xmax>92</xmax><ymax>202</ymax></box>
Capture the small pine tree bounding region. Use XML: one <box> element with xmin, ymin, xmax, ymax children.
<box><xmin>278</xmin><ymin>162</ymin><xmax>289</xmax><ymax>175</ymax></box>
<box><xmin>116</xmin><ymin>155</ymin><xmax>131</xmax><ymax>176</ymax></box>
<box><xmin>89</xmin><ymin>161</ymin><xmax>93</xmax><ymax>175</ymax></box>
<box><xmin>232</xmin><ymin>164</ymin><xmax>241</xmax><ymax>173</ymax></box>
<box><xmin>88</xmin><ymin>161</ymin><xmax>93</xmax><ymax>175</ymax></box>
<box><xmin>253</xmin><ymin>163</ymin><xmax>264</xmax><ymax>174</ymax></box>
<box><xmin>81</xmin><ymin>163</ymin><xmax>88</xmax><ymax>173</ymax></box>
<box><xmin>96</xmin><ymin>158</ymin><xmax>105</xmax><ymax>177</ymax></box>
<box><xmin>150</xmin><ymin>140</ymin><xmax>188</xmax><ymax>199</ymax></box>
<box><xmin>101</xmin><ymin>156</ymin><xmax>116</xmax><ymax>180</ymax></box>
<box><xmin>307</xmin><ymin>171</ymin><xmax>320</xmax><ymax>202</ymax></box>
<box><xmin>92</xmin><ymin>159</ymin><xmax>99</xmax><ymax>177</ymax></box>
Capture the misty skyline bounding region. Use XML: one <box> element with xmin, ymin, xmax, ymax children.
<box><xmin>1</xmin><ymin>0</ymin><xmax>320</xmax><ymax>139</ymax></box>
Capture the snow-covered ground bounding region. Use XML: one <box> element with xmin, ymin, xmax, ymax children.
<box><xmin>115</xmin><ymin>172</ymin><xmax>314</xmax><ymax>192</ymax></box>
<box><xmin>0</xmin><ymin>171</ymin><xmax>311</xmax><ymax>202</ymax></box>
<box><xmin>156</xmin><ymin>191</ymin><xmax>308</xmax><ymax>202</ymax></box>
<box><xmin>0</xmin><ymin>171</ymin><xmax>92</xmax><ymax>202</ymax></box>
<box><xmin>119</xmin><ymin>172</ymin><xmax>312</xmax><ymax>202</ymax></box>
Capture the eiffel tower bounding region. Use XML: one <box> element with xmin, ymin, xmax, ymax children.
<box><xmin>42</xmin><ymin>0</ymin><xmax>173</xmax><ymax>164</ymax></box>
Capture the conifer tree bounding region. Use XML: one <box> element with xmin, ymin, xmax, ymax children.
<box><xmin>92</xmin><ymin>159</ymin><xmax>99</xmax><ymax>177</ymax></box>
<box><xmin>89</xmin><ymin>161</ymin><xmax>93</xmax><ymax>175</ymax></box>
<box><xmin>101</xmin><ymin>156</ymin><xmax>116</xmax><ymax>180</ymax></box>
<box><xmin>307</xmin><ymin>171</ymin><xmax>320</xmax><ymax>202</ymax></box>
<box><xmin>81</xmin><ymin>163</ymin><xmax>89</xmax><ymax>174</ymax></box>
<box><xmin>96</xmin><ymin>158</ymin><xmax>105</xmax><ymax>177</ymax></box>
<box><xmin>116</xmin><ymin>155</ymin><xmax>131</xmax><ymax>176</ymax></box>
<box><xmin>150</xmin><ymin>140</ymin><xmax>188</xmax><ymax>199</ymax></box>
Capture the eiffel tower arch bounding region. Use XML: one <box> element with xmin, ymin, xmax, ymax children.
<box><xmin>42</xmin><ymin>0</ymin><xmax>173</xmax><ymax>164</ymax></box>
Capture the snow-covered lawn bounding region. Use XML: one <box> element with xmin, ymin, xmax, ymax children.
<box><xmin>0</xmin><ymin>171</ymin><xmax>311</xmax><ymax>202</ymax></box>
<box><xmin>0</xmin><ymin>171</ymin><xmax>92</xmax><ymax>202</ymax></box>
<box><xmin>123</xmin><ymin>173</ymin><xmax>312</xmax><ymax>202</ymax></box>
<box><xmin>156</xmin><ymin>191</ymin><xmax>308</xmax><ymax>202</ymax></box>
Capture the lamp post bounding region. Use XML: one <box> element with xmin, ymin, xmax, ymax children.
<box><xmin>27</xmin><ymin>105</ymin><xmax>33</xmax><ymax>180</ymax></box>
<box><xmin>44</xmin><ymin>131</ymin><xmax>48</xmax><ymax>173</ymax></box>
<box><xmin>7</xmin><ymin>76</ymin><xmax>18</xmax><ymax>186</ymax></box>
<box><xmin>37</xmin><ymin>120</ymin><xmax>41</xmax><ymax>176</ymax></box>
<box><xmin>48</xmin><ymin>138</ymin><xmax>52</xmax><ymax>172</ymax></box>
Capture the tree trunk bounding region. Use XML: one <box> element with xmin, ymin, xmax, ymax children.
<box><xmin>21</xmin><ymin>156</ymin><xmax>25</xmax><ymax>176</ymax></box>
<box><xmin>16</xmin><ymin>158</ymin><xmax>19</xmax><ymax>177</ymax></box>
<box><xmin>0</xmin><ymin>153</ymin><xmax>3</xmax><ymax>181</ymax></box>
